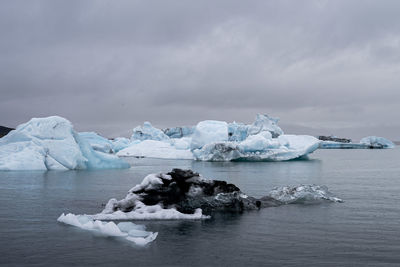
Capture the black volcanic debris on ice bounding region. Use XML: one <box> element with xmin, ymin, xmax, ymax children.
<box><xmin>110</xmin><ymin>168</ymin><xmax>282</xmax><ymax>215</ymax></box>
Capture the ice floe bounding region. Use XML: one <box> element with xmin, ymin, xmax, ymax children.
<box><xmin>57</xmin><ymin>213</ymin><xmax>157</xmax><ymax>246</ymax></box>
<box><xmin>360</xmin><ymin>136</ymin><xmax>395</xmax><ymax>149</ymax></box>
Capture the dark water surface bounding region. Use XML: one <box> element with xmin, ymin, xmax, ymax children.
<box><xmin>1</xmin><ymin>148</ymin><xmax>400</xmax><ymax>266</ymax></box>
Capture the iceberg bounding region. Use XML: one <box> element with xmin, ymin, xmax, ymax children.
<box><xmin>57</xmin><ymin>213</ymin><xmax>157</xmax><ymax>246</ymax></box>
<box><xmin>192</xmin><ymin>134</ymin><xmax>320</xmax><ymax>161</ymax></box>
<box><xmin>119</xmin><ymin>114</ymin><xmax>317</xmax><ymax>161</ymax></box>
<box><xmin>131</xmin><ymin>122</ymin><xmax>169</xmax><ymax>141</ymax></box>
<box><xmin>117</xmin><ymin>140</ymin><xmax>193</xmax><ymax>160</ymax></box>
<box><xmin>360</xmin><ymin>136</ymin><xmax>395</xmax><ymax>149</ymax></box>
<box><xmin>0</xmin><ymin>116</ymin><xmax>130</xmax><ymax>171</ymax></box>
<box><xmin>79</xmin><ymin>132</ymin><xmax>114</xmax><ymax>153</ymax></box>
<box><xmin>88</xmin><ymin>169</ymin><xmax>342</xmax><ymax>220</ymax></box>
<box><xmin>319</xmin><ymin>136</ymin><xmax>395</xmax><ymax>149</ymax></box>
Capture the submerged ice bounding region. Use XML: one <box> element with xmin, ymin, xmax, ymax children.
<box><xmin>0</xmin><ymin>116</ymin><xmax>130</xmax><ymax>171</ymax></box>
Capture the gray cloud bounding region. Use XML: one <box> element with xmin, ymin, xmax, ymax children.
<box><xmin>1</xmin><ymin>0</ymin><xmax>400</xmax><ymax>140</ymax></box>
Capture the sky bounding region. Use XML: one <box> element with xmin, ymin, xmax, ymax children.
<box><xmin>1</xmin><ymin>0</ymin><xmax>400</xmax><ymax>140</ymax></box>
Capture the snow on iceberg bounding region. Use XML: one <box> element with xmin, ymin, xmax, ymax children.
<box><xmin>193</xmin><ymin>134</ymin><xmax>320</xmax><ymax>161</ymax></box>
<box><xmin>117</xmin><ymin>140</ymin><xmax>193</xmax><ymax>160</ymax></box>
<box><xmin>57</xmin><ymin>213</ymin><xmax>157</xmax><ymax>246</ymax></box>
<box><xmin>131</xmin><ymin>122</ymin><xmax>169</xmax><ymax>141</ymax></box>
<box><xmin>360</xmin><ymin>136</ymin><xmax>395</xmax><ymax>149</ymax></box>
<box><xmin>0</xmin><ymin>116</ymin><xmax>130</xmax><ymax>171</ymax></box>
<box><xmin>88</xmin><ymin>169</ymin><xmax>341</xmax><ymax>220</ymax></box>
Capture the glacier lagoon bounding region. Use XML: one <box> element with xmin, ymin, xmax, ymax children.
<box><xmin>1</xmin><ymin>148</ymin><xmax>400</xmax><ymax>266</ymax></box>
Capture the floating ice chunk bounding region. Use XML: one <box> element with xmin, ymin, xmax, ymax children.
<box><xmin>360</xmin><ymin>136</ymin><xmax>395</xmax><ymax>149</ymax></box>
<box><xmin>193</xmin><ymin>135</ymin><xmax>320</xmax><ymax>161</ymax></box>
<box><xmin>190</xmin><ymin>120</ymin><xmax>228</xmax><ymax>150</ymax></box>
<box><xmin>89</xmin><ymin>169</ymin><xmax>342</xmax><ymax>221</ymax></box>
<box><xmin>79</xmin><ymin>132</ymin><xmax>114</xmax><ymax>153</ymax></box>
<box><xmin>131</xmin><ymin>122</ymin><xmax>169</xmax><ymax>141</ymax></box>
<box><xmin>0</xmin><ymin>116</ymin><xmax>129</xmax><ymax>171</ymax></box>
<box><xmin>117</xmin><ymin>140</ymin><xmax>193</xmax><ymax>160</ymax></box>
<box><xmin>267</xmin><ymin>185</ymin><xmax>343</xmax><ymax>204</ymax></box>
<box><xmin>57</xmin><ymin>213</ymin><xmax>157</xmax><ymax>246</ymax></box>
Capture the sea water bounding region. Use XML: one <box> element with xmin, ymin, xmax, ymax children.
<box><xmin>1</xmin><ymin>148</ymin><xmax>400</xmax><ymax>266</ymax></box>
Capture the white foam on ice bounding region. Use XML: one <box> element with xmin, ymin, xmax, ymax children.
<box><xmin>117</xmin><ymin>140</ymin><xmax>193</xmax><ymax>160</ymax></box>
<box><xmin>57</xmin><ymin>213</ymin><xmax>157</xmax><ymax>246</ymax></box>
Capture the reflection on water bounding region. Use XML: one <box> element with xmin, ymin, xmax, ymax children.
<box><xmin>1</xmin><ymin>149</ymin><xmax>400</xmax><ymax>266</ymax></box>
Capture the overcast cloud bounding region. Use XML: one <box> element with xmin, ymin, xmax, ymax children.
<box><xmin>1</xmin><ymin>0</ymin><xmax>400</xmax><ymax>140</ymax></box>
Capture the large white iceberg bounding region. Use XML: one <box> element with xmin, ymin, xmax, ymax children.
<box><xmin>0</xmin><ymin>116</ymin><xmax>130</xmax><ymax>171</ymax></box>
<box><xmin>118</xmin><ymin>114</ymin><xmax>317</xmax><ymax>162</ymax></box>
<box><xmin>360</xmin><ymin>136</ymin><xmax>395</xmax><ymax>149</ymax></box>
